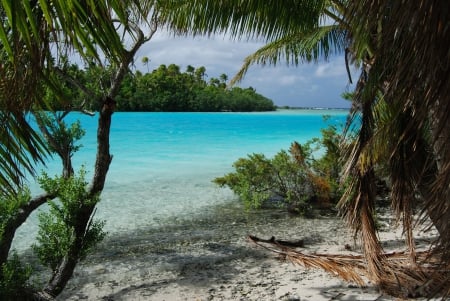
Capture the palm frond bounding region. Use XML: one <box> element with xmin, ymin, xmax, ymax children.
<box><xmin>0</xmin><ymin>112</ymin><xmax>48</xmax><ymax>196</ymax></box>
<box><xmin>249</xmin><ymin>236</ymin><xmax>449</xmax><ymax>298</ymax></box>
<box><xmin>346</xmin><ymin>0</ymin><xmax>450</xmax><ymax>266</ymax></box>
<box><xmin>338</xmin><ymin>63</ymin><xmax>388</xmax><ymax>281</ymax></box>
<box><xmin>158</xmin><ymin>0</ymin><xmax>328</xmax><ymax>41</ymax></box>
<box><xmin>230</xmin><ymin>25</ymin><xmax>347</xmax><ymax>85</ymax></box>
<box><xmin>248</xmin><ymin>235</ymin><xmax>367</xmax><ymax>285</ymax></box>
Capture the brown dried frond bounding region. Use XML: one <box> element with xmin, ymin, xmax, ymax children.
<box><xmin>249</xmin><ymin>235</ymin><xmax>449</xmax><ymax>299</ymax></box>
<box><xmin>248</xmin><ymin>235</ymin><xmax>367</xmax><ymax>286</ymax></box>
<box><xmin>346</xmin><ymin>0</ymin><xmax>450</xmax><ymax>267</ymax></box>
<box><xmin>248</xmin><ymin>236</ymin><xmax>450</xmax><ymax>298</ymax></box>
<box><xmin>289</xmin><ymin>141</ymin><xmax>305</xmax><ymax>166</ymax></box>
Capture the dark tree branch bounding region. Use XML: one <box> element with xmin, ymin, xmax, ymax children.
<box><xmin>41</xmin><ymin>18</ymin><xmax>158</xmax><ymax>298</ymax></box>
<box><xmin>0</xmin><ymin>193</ymin><xmax>56</xmax><ymax>268</ymax></box>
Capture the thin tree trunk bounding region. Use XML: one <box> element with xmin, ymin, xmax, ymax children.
<box><xmin>42</xmin><ymin>100</ymin><xmax>113</xmax><ymax>297</ymax></box>
<box><xmin>39</xmin><ymin>22</ymin><xmax>154</xmax><ymax>298</ymax></box>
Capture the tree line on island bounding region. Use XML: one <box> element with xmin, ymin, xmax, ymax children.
<box><xmin>51</xmin><ymin>62</ymin><xmax>276</xmax><ymax>112</ymax></box>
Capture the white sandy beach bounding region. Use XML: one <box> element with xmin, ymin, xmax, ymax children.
<box><xmin>54</xmin><ymin>204</ymin><xmax>437</xmax><ymax>301</ymax></box>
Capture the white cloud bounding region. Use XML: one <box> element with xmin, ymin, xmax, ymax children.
<box><xmin>279</xmin><ymin>75</ymin><xmax>301</xmax><ymax>86</ymax></box>
<box><xmin>314</xmin><ymin>59</ymin><xmax>347</xmax><ymax>78</ymax></box>
<box><xmin>137</xmin><ymin>31</ymin><xmax>263</xmax><ymax>75</ymax></box>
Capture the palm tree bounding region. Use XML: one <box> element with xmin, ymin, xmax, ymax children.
<box><xmin>161</xmin><ymin>0</ymin><xmax>449</xmax><ymax>297</ymax></box>
<box><xmin>142</xmin><ymin>56</ymin><xmax>150</xmax><ymax>72</ymax></box>
<box><xmin>341</xmin><ymin>0</ymin><xmax>450</xmax><ymax>296</ymax></box>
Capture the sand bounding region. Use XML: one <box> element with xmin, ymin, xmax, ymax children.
<box><xmin>54</xmin><ymin>202</ymin><xmax>438</xmax><ymax>301</ymax></box>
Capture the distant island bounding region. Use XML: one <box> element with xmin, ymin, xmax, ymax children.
<box><xmin>276</xmin><ymin>106</ymin><xmax>350</xmax><ymax>111</ymax></box>
<box><xmin>116</xmin><ymin>64</ymin><xmax>276</xmax><ymax>112</ymax></box>
<box><xmin>50</xmin><ymin>64</ymin><xmax>272</xmax><ymax>112</ymax></box>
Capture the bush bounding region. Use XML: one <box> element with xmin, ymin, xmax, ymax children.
<box><xmin>33</xmin><ymin>169</ymin><xmax>106</xmax><ymax>271</ymax></box>
<box><xmin>0</xmin><ymin>253</ymin><xmax>32</xmax><ymax>299</ymax></box>
<box><xmin>214</xmin><ymin>122</ymin><xmax>346</xmax><ymax>215</ymax></box>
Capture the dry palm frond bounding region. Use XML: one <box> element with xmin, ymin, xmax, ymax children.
<box><xmin>248</xmin><ymin>235</ymin><xmax>367</xmax><ymax>286</ymax></box>
<box><xmin>249</xmin><ymin>235</ymin><xmax>450</xmax><ymax>299</ymax></box>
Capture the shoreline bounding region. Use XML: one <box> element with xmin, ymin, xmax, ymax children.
<box><xmin>49</xmin><ymin>201</ymin><xmax>436</xmax><ymax>300</ymax></box>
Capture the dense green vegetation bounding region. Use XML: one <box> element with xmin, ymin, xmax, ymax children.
<box><xmin>34</xmin><ymin>169</ymin><xmax>106</xmax><ymax>271</ymax></box>
<box><xmin>214</xmin><ymin>120</ymin><xmax>345</xmax><ymax>215</ymax></box>
<box><xmin>117</xmin><ymin>64</ymin><xmax>275</xmax><ymax>112</ymax></box>
<box><xmin>48</xmin><ymin>63</ymin><xmax>275</xmax><ymax>112</ymax></box>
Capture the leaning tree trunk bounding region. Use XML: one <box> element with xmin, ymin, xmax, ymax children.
<box><xmin>0</xmin><ymin>193</ymin><xmax>54</xmax><ymax>269</ymax></box>
<box><xmin>42</xmin><ymin>100</ymin><xmax>114</xmax><ymax>296</ymax></box>
<box><xmin>38</xmin><ymin>22</ymin><xmax>155</xmax><ymax>298</ymax></box>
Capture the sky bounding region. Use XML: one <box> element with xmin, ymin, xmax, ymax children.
<box><xmin>134</xmin><ymin>32</ymin><xmax>357</xmax><ymax>109</ymax></box>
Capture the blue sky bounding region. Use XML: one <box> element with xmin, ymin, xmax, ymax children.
<box><xmin>135</xmin><ymin>32</ymin><xmax>356</xmax><ymax>108</ymax></box>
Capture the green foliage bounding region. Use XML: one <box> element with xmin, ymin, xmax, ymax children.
<box><xmin>34</xmin><ymin>112</ymin><xmax>86</xmax><ymax>156</ymax></box>
<box><xmin>214</xmin><ymin>153</ymin><xmax>274</xmax><ymax>209</ymax></box>
<box><xmin>0</xmin><ymin>252</ymin><xmax>32</xmax><ymax>298</ymax></box>
<box><xmin>214</xmin><ymin>145</ymin><xmax>315</xmax><ymax>214</ymax></box>
<box><xmin>0</xmin><ymin>189</ymin><xmax>31</xmax><ymax>238</ymax></box>
<box><xmin>47</xmin><ymin>62</ymin><xmax>275</xmax><ymax>112</ymax></box>
<box><xmin>0</xmin><ymin>187</ymin><xmax>33</xmax><ymax>298</ymax></box>
<box><xmin>116</xmin><ymin>64</ymin><xmax>276</xmax><ymax>112</ymax></box>
<box><xmin>214</xmin><ymin>121</ymin><xmax>346</xmax><ymax>215</ymax></box>
<box><xmin>33</xmin><ymin>169</ymin><xmax>106</xmax><ymax>270</ymax></box>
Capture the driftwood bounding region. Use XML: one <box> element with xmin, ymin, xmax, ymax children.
<box><xmin>248</xmin><ymin>235</ymin><xmax>304</xmax><ymax>248</ymax></box>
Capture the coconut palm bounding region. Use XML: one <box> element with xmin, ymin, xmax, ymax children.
<box><xmin>229</xmin><ymin>4</ymin><xmax>352</xmax><ymax>85</ymax></box>
<box><xmin>162</xmin><ymin>0</ymin><xmax>449</xmax><ymax>297</ymax></box>
<box><xmin>341</xmin><ymin>0</ymin><xmax>450</xmax><ymax>296</ymax></box>
<box><xmin>161</xmin><ymin>0</ymin><xmax>354</xmax><ymax>81</ymax></box>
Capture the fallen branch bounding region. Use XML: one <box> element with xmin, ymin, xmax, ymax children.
<box><xmin>248</xmin><ymin>235</ymin><xmax>304</xmax><ymax>248</ymax></box>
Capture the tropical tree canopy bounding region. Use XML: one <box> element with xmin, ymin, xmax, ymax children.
<box><xmin>0</xmin><ymin>0</ymin><xmax>159</xmax><ymax>196</ymax></box>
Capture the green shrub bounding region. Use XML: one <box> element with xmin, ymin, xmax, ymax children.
<box><xmin>0</xmin><ymin>189</ymin><xmax>31</xmax><ymax>238</ymax></box>
<box><xmin>33</xmin><ymin>169</ymin><xmax>106</xmax><ymax>270</ymax></box>
<box><xmin>0</xmin><ymin>252</ymin><xmax>32</xmax><ymax>299</ymax></box>
<box><xmin>214</xmin><ymin>121</ymin><xmax>347</xmax><ymax>215</ymax></box>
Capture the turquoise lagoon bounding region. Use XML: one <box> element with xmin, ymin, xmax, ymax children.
<box><xmin>15</xmin><ymin>109</ymin><xmax>349</xmax><ymax>250</ymax></box>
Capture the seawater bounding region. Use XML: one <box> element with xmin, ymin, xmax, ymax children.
<box><xmin>14</xmin><ymin>109</ymin><xmax>348</xmax><ymax>251</ymax></box>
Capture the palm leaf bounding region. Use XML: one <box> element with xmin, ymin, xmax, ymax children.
<box><xmin>158</xmin><ymin>0</ymin><xmax>328</xmax><ymax>41</ymax></box>
<box><xmin>251</xmin><ymin>234</ymin><xmax>449</xmax><ymax>298</ymax></box>
<box><xmin>0</xmin><ymin>112</ymin><xmax>49</xmax><ymax>196</ymax></box>
<box><xmin>231</xmin><ymin>25</ymin><xmax>346</xmax><ymax>85</ymax></box>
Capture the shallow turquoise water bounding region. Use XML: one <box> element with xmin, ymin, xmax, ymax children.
<box><xmin>15</xmin><ymin>109</ymin><xmax>348</xmax><ymax>250</ymax></box>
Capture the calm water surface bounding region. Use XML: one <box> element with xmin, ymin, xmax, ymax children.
<box><xmin>15</xmin><ymin>109</ymin><xmax>348</xmax><ymax>250</ymax></box>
